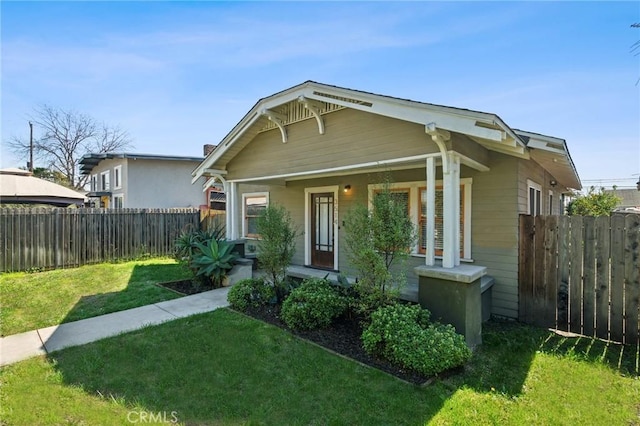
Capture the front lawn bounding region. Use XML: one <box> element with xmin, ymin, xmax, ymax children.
<box><xmin>0</xmin><ymin>258</ymin><xmax>191</xmax><ymax>336</ymax></box>
<box><xmin>0</xmin><ymin>309</ymin><xmax>637</xmax><ymax>425</ymax></box>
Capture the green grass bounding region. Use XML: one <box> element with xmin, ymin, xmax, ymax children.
<box><xmin>1</xmin><ymin>310</ymin><xmax>638</xmax><ymax>425</ymax></box>
<box><xmin>0</xmin><ymin>258</ymin><xmax>192</xmax><ymax>336</ymax></box>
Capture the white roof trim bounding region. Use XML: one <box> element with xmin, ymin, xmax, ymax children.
<box><xmin>192</xmin><ymin>81</ymin><xmax>529</xmax><ymax>181</ymax></box>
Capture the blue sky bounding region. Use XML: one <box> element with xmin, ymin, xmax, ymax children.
<box><xmin>2</xmin><ymin>1</ymin><xmax>639</xmax><ymax>189</ymax></box>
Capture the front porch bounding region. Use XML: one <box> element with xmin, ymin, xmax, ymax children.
<box><xmin>283</xmin><ymin>263</ymin><xmax>494</xmax><ymax>328</ymax></box>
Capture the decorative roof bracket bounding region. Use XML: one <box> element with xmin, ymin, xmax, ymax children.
<box><xmin>297</xmin><ymin>95</ymin><xmax>325</xmax><ymax>135</ymax></box>
<box><xmin>260</xmin><ymin>108</ymin><xmax>288</xmax><ymax>143</ymax></box>
<box><xmin>425</xmin><ymin>122</ymin><xmax>451</xmax><ymax>173</ymax></box>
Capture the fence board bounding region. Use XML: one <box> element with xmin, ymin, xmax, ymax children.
<box><xmin>518</xmin><ymin>215</ymin><xmax>535</xmax><ymax>323</ymax></box>
<box><xmin>595</xmin><ymin>217</ymin><xmax>611</xmax><ymax>340</ymax></box>
<box><xmin>520</xmin><ymin>213</ymin><xmax>640</xmax><ymax>345</ymax></box>
<box><xmin>582</xmin><ymin>217</ymin><xmax>596</xmax><ymax>337</ymax></box>
<box><xmin>0</xmin><ymin>208</ymin><xmax>200</xmax><ymax>272</ymax></box>
<box><xmin>557</xmin><ymin>216</ymin><xmax>570</xmax><ymax>330</ymax></box>
<box><xmin>624</xmin><ymin>214</ymin><xmax>640</xmax><ymax>344</ymax></box>
<box><xmin>569</xmin><ymin>216</ymin><xmax>584</xmax><ymax>335</ymax></box>
<box><xmin>544</xmin><ymin>215</ymin><xmax>559</xmax><ymax>328</ymax></box>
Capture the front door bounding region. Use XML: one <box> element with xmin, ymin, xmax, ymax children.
<box><xmin>310</xmin><ymin>192</ymin><xmax>335</xmax><ymax>269</ymax></box>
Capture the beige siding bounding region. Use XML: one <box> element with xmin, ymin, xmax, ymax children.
<box><xmin>238</xmin><ymin>156</ymin><xmax>527</xmax><ymax>319</ymax></box>
<box><xmin>517</xmin><ymin>158</ymin><xmax>565</xmax><ymax>215</ymax></box>
<box><xmin>226</xmin><ymin>109</ymin><xmax>440</xmax><ymax>180</ymax></box>
<box><xmin>468</xmin><ymin>152</ymin><xmax>520</xmax><ymax>318</ymax></box>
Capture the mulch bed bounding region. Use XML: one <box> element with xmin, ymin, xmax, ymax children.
<box><xmin>243</xmin><ymin>304</ymin><xmax>436</xmax><ymax>386</ymax></box>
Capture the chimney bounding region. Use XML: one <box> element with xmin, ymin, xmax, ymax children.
<box><xmin>203</xmin><ymin>144</ymin><xmax>217</xmax><ymax>156</ymax></box>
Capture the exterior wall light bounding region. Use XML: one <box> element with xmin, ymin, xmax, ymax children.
<box><xmin>343</xmin><ymin>185</ymin><xmax>351</xmax><ymax>193</ymax></box>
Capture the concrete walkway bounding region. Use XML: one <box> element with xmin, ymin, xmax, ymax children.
<box><xmin>0</xmin><ymin>287</ymin><xmax>230</xmax><ymax>367</ymax></box>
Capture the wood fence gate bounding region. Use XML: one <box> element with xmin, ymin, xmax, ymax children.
<box><xmin>519</xmin><ymin>214</ymin><xmax>640</xmax><ymax>345</ymax></box>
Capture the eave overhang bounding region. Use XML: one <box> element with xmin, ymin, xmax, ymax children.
<box><xmin>514</xmin><ymin>129</ymin><xmax>582</xmax><ymax>191</ymax></box>
<box><xmin>191</xmin><ymin>81</ymin><xmax>530</xmax><ymax>182</ymax></box>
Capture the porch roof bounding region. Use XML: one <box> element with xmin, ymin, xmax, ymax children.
<box><xmin>192</xmin><ymin>81</ymin><xmax>581</xmax><ymax>190</ymax></box>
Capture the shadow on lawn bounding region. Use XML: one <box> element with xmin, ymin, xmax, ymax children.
<box><xmin>56</xmin><ymin>263</ymin><xmax>189</xmax><ymax>324</ymax></box>
<box><xmin>42</xmin><ymin>295</ymin><xmax>638</xmax><ymax>424</ymax></box>
<box><xmin>453</xmin><ymin>320</ymin><xmax>639</xmax><ymax>397</ymax></box>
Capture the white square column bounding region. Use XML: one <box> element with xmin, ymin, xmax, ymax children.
<box><xmin>442</xmin><ymin>153</ymin><xmax>461</xmax><ymax>268</ymax></box>
<box><xmin>425</xmin><ymin>156</ymin><xmax>436</xmax><ymax>266</ymax></box>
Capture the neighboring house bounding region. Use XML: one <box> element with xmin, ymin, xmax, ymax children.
<box><xmin>605</xmin><ymin>188</ymin><xmax>640</xmax><ymax>213</ymax></box>
<box><xmin>192</xmin><ymin>81</ymin><xmax>581</xmax><ymax>320</ymax></box>
<box><xmin>80</xmin><ymin>153</ymin><xmax>208</xmax><ymax>209</ymax></box>
<box><xmin>0</xmin><ymin>168</ymin><xmax>85</xmax><ymax>207</ymax></box>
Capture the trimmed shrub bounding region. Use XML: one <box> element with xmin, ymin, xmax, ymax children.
<box><xmin>362</xmin><ymin>304</ymin><xmax>471</xmax><ymax>377</ymax></box>
<box><xmin>227</xmin><ymin>278</ymin><xmax>275</xmax><ymax>312</ymax></box>
<box><xmin>280</xmin><ymin>278</ymin><xmax>349</xmax><ymax>330</ymax></box>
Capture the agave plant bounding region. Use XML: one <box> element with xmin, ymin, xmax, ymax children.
<box><xmin>191</xmin><ymin>238</ymin><xmax>239</xmax><ymax>287</ymax></box>
<box><xmin>174</xmin><ymin>222</ymin><xmax>226</xmax><ymax>263</ymax></box>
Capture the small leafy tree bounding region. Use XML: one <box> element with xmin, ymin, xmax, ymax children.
<box><xmin>343</xmin><ymin>180</ymin><xmax>416</xmax><ymax>313</ymax></box>
<box><xmin>256</xmin><ymin>204</ymin><xmax>298</xmax><ymax>300</ymax></box>
<box><xmin>566</xmin><ymin>187</ymin><xmax>621</xmax><ymax>216</ymax></box>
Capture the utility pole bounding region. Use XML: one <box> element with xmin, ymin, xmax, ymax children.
<box><xmin>28</xmin><ymin>121</ymin><xmax>34</xmax><ymax>173</ymax></box>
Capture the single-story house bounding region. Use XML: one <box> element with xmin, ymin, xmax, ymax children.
<box><xmin>605</xmin><ymin>188</ymin><xmax>640</xmax><ymax>213</ymax></box>
<box><xmin>0</xmin><ymin>168</ymin><xmax>85</xmax><ymax>207</ymax></box>
<box><xmin>80</xmin><ymin>152</ymin><xmax>216</xmax><ymax>209</ymax></box>
<box><xmin>192</xmin><ymin>81</ymin><xmax>581</xmax><ymax>333</ymax></box>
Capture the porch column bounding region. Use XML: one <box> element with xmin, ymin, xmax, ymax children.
<box><xmin>425</xmin><ymin>156</ymin><xmax>436</xmax><ymax>266</ymax></box>
<box><xmin>442</xmin><ymin>153</ymin><xmax>461</xmax><ymax>268</ymax></box>
<box><xmin>227</xmin><ymin>181</ymin><xmax>239</xmax><ymax>240</ymax></box>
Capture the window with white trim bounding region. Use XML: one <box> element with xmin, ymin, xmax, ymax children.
<box><xmin>91</xmin><ymin>174</ymin><xmax>97</xmax><ymax>192</ymax></box>
<box><xmin>368</xmin><ymin>179</ymin><xmax>472</xmax><ymax>259</ymax></box>
<box><xmin>242</xmin><ymin>192</ymin><xmax>269</xmax><ymax>238</ymax></box>
<box><xmin>100</xmin><ymin>171</ymin><xmax>110</xmax><ymax>191</ymax></box>
<box><xmin>548</xmin><ymin>190</ymin><xmax>554</xmax><ymax>215</ymax></box>
<box><xmin>113</xmin><ymin>194</ymin><xmax>124</xmax><ymax>209</ymax></box>
<box><xmin>527</xmin><ymin>180</ymin><xmax>542</xmax><ymax>216</ymax></box>
<box><xmin>114</xmin><ymin>165</ymin><xmax>122</xmax><ymax>189</ymax></box>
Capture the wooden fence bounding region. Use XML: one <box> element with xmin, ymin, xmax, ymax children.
<box><xmin>519</xmin><ymin>213</ymin><xmax>640</xmax><ymax>345</ymax></box>
<box><xmin>0</xmin><ymin>208</ymin><xmax>200</xmax><ymax>272</ymax></box>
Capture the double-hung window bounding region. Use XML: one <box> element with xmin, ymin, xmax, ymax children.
<box><xmin>114</xmin><ymin>165</ymin><xmax>122</xmax><ymax>190</ymax></box>
<box><xmin>527</xmin><ymin>180</ymin><xmax>542</xmax><ymax>216</ymax></box>
<box><xmin>100</xmin><ymin>171</ymin><xmax>110</xmax><ymax>191</ymax></box>
<box><xmin>91</xmin><ymin>174</ymin><xmax>97</xmax><ymax>192</ymax></box>
<box><xmin>243</xmin><ymin>193</ymin><xmax>269</xmax><ymax>238</ymax></box>
<box><xmin>368</xmin><ymin>179</ymin><xmax>472</xmax><ymax>260</ymax></box>
<box><xmin>418</xmin><ymin>186</ymin><xmax>465</xmax><ymax>257</ymax></box>
<box><xmin>113</xmin><ymin>195</ymin><xmax>124</xmax><ymax>209</ymax></box>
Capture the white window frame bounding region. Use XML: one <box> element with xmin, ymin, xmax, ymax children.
<box><xmin>91</xmin><ymin>174</ymin><xmax>97</xmax><ymax>192</ymax></box>
<box><xmin>100</xmin><ymin>170</ymin><xmax>110</xmax><ymax>191</ymax></box>
<box><xmin>527</xmin><ymin>179</ymin><xmax>542</xmax><ymax>216</ymax></box>
<box><xmin>113</xmin><ymin>194</ymin><xmax>124</xmax><ymax>209</ymax></box>
<box><xmin>368</xmin><ymin>179</ymin><xmax>472</xmax><ymax>261</ymax></box>
<box><xmin>114</xmin><ymin>165</ymin><xmax>122</xmax><ymax>190</ymax></box>
<box><xmin>242</xmin><ymin>192</ymin><xmax>269</xmax><ymax>239</ymax></box>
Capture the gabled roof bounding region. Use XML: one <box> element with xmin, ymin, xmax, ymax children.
<box><xmin>0</xmin><ymin>168</ymin><xmax>85</xmax><ymax>206</ymax></box>
<box><xmin>80</xmin><ymin>152</ymin><xmax>204</xmax><ymax>175</ymax></box>
<box><xmin>513</xmin><ymin>129</ymin><xmax>581</xmax><ymax>190</ymax></box>
<box><xmin>193</xmin><ymin>81</ymin><xmax>581</xmax><ymax>190</ymax></box>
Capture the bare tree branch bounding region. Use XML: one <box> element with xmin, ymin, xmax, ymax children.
<box><xmin>4</xmin><ymin>105</ymin><xmax>134</xmax><ymax>189</ymax></box>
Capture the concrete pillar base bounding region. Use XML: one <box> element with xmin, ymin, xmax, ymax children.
<box><xmin>414</xmin><ymin>264</ymin><xmax>486</xmax><ymax>348</ymax></box>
